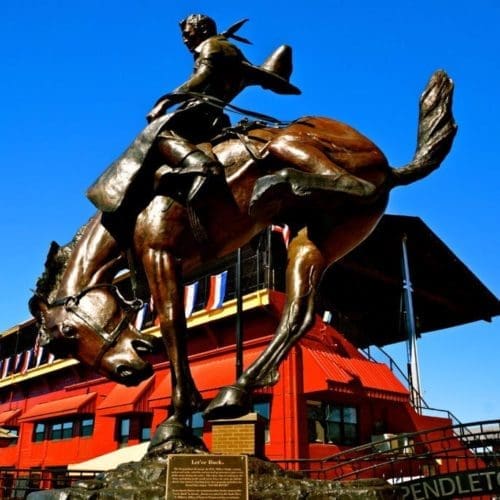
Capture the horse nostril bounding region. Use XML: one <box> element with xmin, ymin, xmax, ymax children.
<box><xmin>117</xmin><ymin>365</ymin><xmax>135</xmax><ymax>378</ymax></box>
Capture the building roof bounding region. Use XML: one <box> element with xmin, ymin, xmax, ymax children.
<box><xmin>320</xmin><ymin>214</ymin><xmax>500</xmax><ymax>348</ymax></box>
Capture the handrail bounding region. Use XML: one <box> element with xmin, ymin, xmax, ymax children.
<box><xmin>362</xmin><ymin>345</ymin><xmax>466</xmax><ymax>429</ymax></box>
<box><xmin>273</xmin><ymin>419</ymin><xmax>500</xmax><ymax>481</ymax></box>
<box><xmin>0</xmin><ymin>468</ymin><xmax>102</xmax><ymax>497</ymax></box>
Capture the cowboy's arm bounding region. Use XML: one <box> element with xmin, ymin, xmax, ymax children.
<box><xmin>146</xmin><ymin>57</ymin><xmax>215</xmax><ymax>123</ymax></box>
<box><xmin>147</xmin><ymin>42</ymin><xmax>219</xmax><ymax>122</ymax></box>
<box><xmin>175</xmin><ymin>59</ymin><xmax>215</xmax><ymax>94</ymax></box>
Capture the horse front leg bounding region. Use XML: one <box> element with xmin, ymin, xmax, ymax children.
<box><xmin>143</xmin><ymin>248</ymin><xmax>205</xmax><ymax>455</ymax></box>
<box><xmin>204</xmin><ymin>229</ymin><xmax>326</xmax><ymax>420</ymax></box>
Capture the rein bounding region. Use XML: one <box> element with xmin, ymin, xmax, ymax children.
<box><xmin>165</xmin><ymin>91</ymin><xmax>292</xmax><ymax>127</ymax></box>
<box><xmin>49</xmin><ymin>284</ymin><xmax>144</xmax><ymax>370</ymax></box>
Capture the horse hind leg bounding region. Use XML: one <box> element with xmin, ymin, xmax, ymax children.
<box><xmin>204</xmin><ymin>229</ymin><xmax>326</xmax><ymax>420</ymax></box>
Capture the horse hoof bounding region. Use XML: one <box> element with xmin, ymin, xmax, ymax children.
<box><xmin>147</xmin><ymin>420</ymin><xmax>207</xmax><ymax>458</ymax></box>
<box><xmin>204</xmin><ymin>385</ymin><xmax>252</xmax><ymax>421</ymax></box>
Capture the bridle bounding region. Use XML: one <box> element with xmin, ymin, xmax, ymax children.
<box><xmin>48</xmin><ymin>284</ymin><xmax>144</xmax><ymax>370</ymax></box>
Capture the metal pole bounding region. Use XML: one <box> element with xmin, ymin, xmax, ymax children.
<box><xmin>235</xmin><ymin>248</ymin><xmax>243</xmax><ymax>379</ymax></box>
<box><xmin>266</xmin><ymin>226</ymin><xmax>273</xmax><ymax>288</ymax></box>
<box><xmin>401</xmin><ymin>235</ymin><xmax>423</xmax><ymax>413</ymax></box>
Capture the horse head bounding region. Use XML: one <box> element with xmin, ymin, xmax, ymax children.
<box><xmin>30</xmin><ymin>237</ymin><xmax>155</xmax><ymax>387</ymax></box>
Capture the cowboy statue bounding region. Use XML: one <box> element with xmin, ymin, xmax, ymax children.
<box><xmin>87</xmin><ymin>14</ymin><xmax>300</xmax><ymax>237</ymax></box>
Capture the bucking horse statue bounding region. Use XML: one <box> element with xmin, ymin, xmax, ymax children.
<box><xmin>29</xmin><ymin>70</ymin><xmax>456</xmax><ymax>456</ymax></box>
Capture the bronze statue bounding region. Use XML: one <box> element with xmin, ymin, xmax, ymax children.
<box><xmin>29</xmin><ymin>14</ymin><xmax>457</xmax><ymax>456</ymax></box>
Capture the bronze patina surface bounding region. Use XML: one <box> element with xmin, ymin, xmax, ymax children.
<box><xmin>30</xmin><ymin>14</ymin><xmax>456</xmax><ymax>457</ymax></box>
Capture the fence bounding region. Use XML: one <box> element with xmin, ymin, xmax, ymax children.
<box><xmin>0</xmin><ymin>468</ymin><xmax>101</xmax><ymax>499</ymax></box>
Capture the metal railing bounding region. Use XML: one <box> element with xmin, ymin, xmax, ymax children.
<box><xmin>273</xmin><ymin>419</ymin><xmax>500</xmax><ymax>483</ymax></box>
<box><xmin>0</xmin><ymin>468</ymin><xmax>102</xmax><ymax>498</ymax></box>
<box><xmin>362</xmin><ymin>345</ymin><xmax>466</xmax><ymax>428</ymax></box>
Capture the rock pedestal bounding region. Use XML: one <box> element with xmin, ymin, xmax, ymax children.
<box><xmin>28</xmin><ymin>455</ymin><xmax>398</xmax><ymax>499</ymax></box>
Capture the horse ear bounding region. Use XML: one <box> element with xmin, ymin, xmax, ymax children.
<box><xmin>29</xmin><ymin>294</ymin><xmax>49</xmax><ymax>323</ymax></box>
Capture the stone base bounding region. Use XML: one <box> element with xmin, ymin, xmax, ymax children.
<box><xmin>27</xmin><ymin>456</ymin><xmax>398</xmax><ymax>499</ymax></box>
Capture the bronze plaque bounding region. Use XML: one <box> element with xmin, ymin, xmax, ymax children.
<box><xmin>166</xmin><ymin>454</ymin><xmax>248</xmax><ymax>499</ymax></box>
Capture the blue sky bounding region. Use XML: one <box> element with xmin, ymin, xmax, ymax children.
<box><xmin>1</xmin><ymin>1</ymin><xmax>498</xmax><ymax>423</ymax></box>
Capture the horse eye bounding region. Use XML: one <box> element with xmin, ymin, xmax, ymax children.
<box><xmin>61</xmin><ymin>324</ymin><xmax>77</xmax><ymax>338</ymax></box>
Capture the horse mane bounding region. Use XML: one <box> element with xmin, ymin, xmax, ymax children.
<box><xmin>33</xmin><ymin>218</ymin><xmax>92</xmax><ymax>303</ymax></box>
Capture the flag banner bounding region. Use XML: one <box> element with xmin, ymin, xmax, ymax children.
<box><xmin>205</xmin><ymin>270</ymin><xmax>228</xmax><ymax>311</ymax></box>
<box><xmin>35</xmin><ymin>346</ymin><xmax>44</xmax><ymax>367</ymax></box>
<box><xmin>271</xmin><ymin>224</ymin><xmax>290</xmax><ymax>248</ymax></box>
<box><xmin>149</xmin><ymin>295</ymin><xmax>160</xmax><ymax>326</ymax></box>
<box><xmin>13</xmin><ymin>353</ymin><xmax>23</xmax><ymax>373</ymax></box>
<box><xmin>21</xmin><ymin>349</ymin><xmax>33</xmax><ymax>374</ymax></box>
<box><xmin>2</xmin><ymin>357</ymin><xmax>11</xmax><ymax>378</ymax></box>
<box><xmin>322</xmin><ymin>310</ymin><xmax>333</xmax><ymax>323</ymax></box>
<box><xmin>184</xmin><ymin>281</ymin><xmax>199</xmax><ymax>318</ymax></box>
<box><xmin>134</xmin><ymin>303</ymin><xmax>148</xmax><ymax>330</ymax></box>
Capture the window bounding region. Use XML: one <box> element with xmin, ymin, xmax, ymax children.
<box><xmin>33</xmin><ymin>423</ymin><xmax>46</xmax><ymax>442</ymax></box>
<box><xmin>190</xmin><ymin>412</ymin><xmax>204</xmax><ymax>438</ymax></box>
<box><xmin>4</xmin><ymin>426</ymin><xmax>19</xmax><ymax>437</ymax></box>
<box><xmin>117</xmin><ymin>417</ymin><xmax>131</xmax><ymax>446</ymax></box>
<box><xmin>6</xmin><ymin>427</ymin><xmax>19</xmax><ymax>438</ymax></box>
<box><xmin>253</xmin><ymin>400</ymin><xmax>271</xmax><ymax>442</ymax></box>
<box><xmin>80</xmin><ymin>418</ymin><xmax>94</xmax><ymax>437</ymax></box>
<box><xmin>49</xmin><ymin>420</ymin><xmax>74</xmax><ymax>440</ymax></box>
<box><xmin>140</xmin><ymin>425</ymin><xmax>151</xmax><ymax>442</ymax></box>
<box><xmin>307</xmin><ymin>401</ymin><xmax>358</xmax><ymax>445</ymax></box>
<box><xmin>50</xmin><ymin>422</ymin><xmax>63</xmax><ymax>440</ymax></box>
<box><xmin>32</xmin><ymin>417</ymin><xmax>93</xmax><ymax>442</ymax></box>
<box><xmin>140</xmin><ymin>415</ymin><xmax>152</xmax><ymax>442</ymax></box>
<box><xmin>3</xmin><ymin>426</ymin><xmax>19</xmax><ymax>445</ymax></box>
<box><xmin>116</xmin><ymin>415</ymin><xmax>152</xmax><ymax>445</ymax></box>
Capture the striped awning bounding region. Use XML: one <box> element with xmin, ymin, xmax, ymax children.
<box><xmin>19</xmin><ymin>393</ymin><xmax>97</xmax><ymax>422</ymax></box>
<box><xmin>97</xmin><ymin>377</ymin><xmax>154</xmax><ymax>416</ymax></box>
<box><xmin>301</xmin><ymin>342</ymin><xmax>408</xmax><ymax>400</ymax></box>
<box><xmin>0</xmin><ymin>408</ymin><xmax>21</xmax><ymax>425</ymax></box>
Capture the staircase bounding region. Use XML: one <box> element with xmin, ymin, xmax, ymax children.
<box><xmin>274</xmin><ymin>419</ymin><xmax>500</xmax><ymax>485</ymax></box>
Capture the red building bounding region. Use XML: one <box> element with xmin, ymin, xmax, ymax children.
<box><xmin>0</xmin><ymin>216</ymin><xmax>498</xmax><ymax>489</ymax></box>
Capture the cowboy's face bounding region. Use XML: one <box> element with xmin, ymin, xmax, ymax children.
<box><xmin>182</xmin><ymin>23</ymin><xmax>206</xmax><ymax>51</ymax></box>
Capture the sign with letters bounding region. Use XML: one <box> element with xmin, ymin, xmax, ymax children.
<box><xmin>166</xmin><ymin>454</ymin><xmax>248</xmax><ymax>499</ymax></box>
<box><xmin>398</xmin><ymin>468</ymin><xmax>500</xmax><ymax>499</ymax></box>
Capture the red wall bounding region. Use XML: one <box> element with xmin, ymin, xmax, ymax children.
<box><xmin>1</xmin><ymin>301</ymin><xmax>453</xmax><ymax>470</ymax></box>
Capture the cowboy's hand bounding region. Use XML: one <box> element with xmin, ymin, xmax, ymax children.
<box><xmin>146</xmin><ymin>99</ymin><xmax>171</xmax><ymax>123</ymax></box>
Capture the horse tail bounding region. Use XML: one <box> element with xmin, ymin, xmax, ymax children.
<box><xmin>390</xmin><ymin>70</ymin><xmax>457</xmax><ymax>187</ymax></box>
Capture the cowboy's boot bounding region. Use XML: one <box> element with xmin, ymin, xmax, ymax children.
<box><xmin>155</xmin><ymin>135</ymin><xmax>225</xmax><ymax>205</ymax></box>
